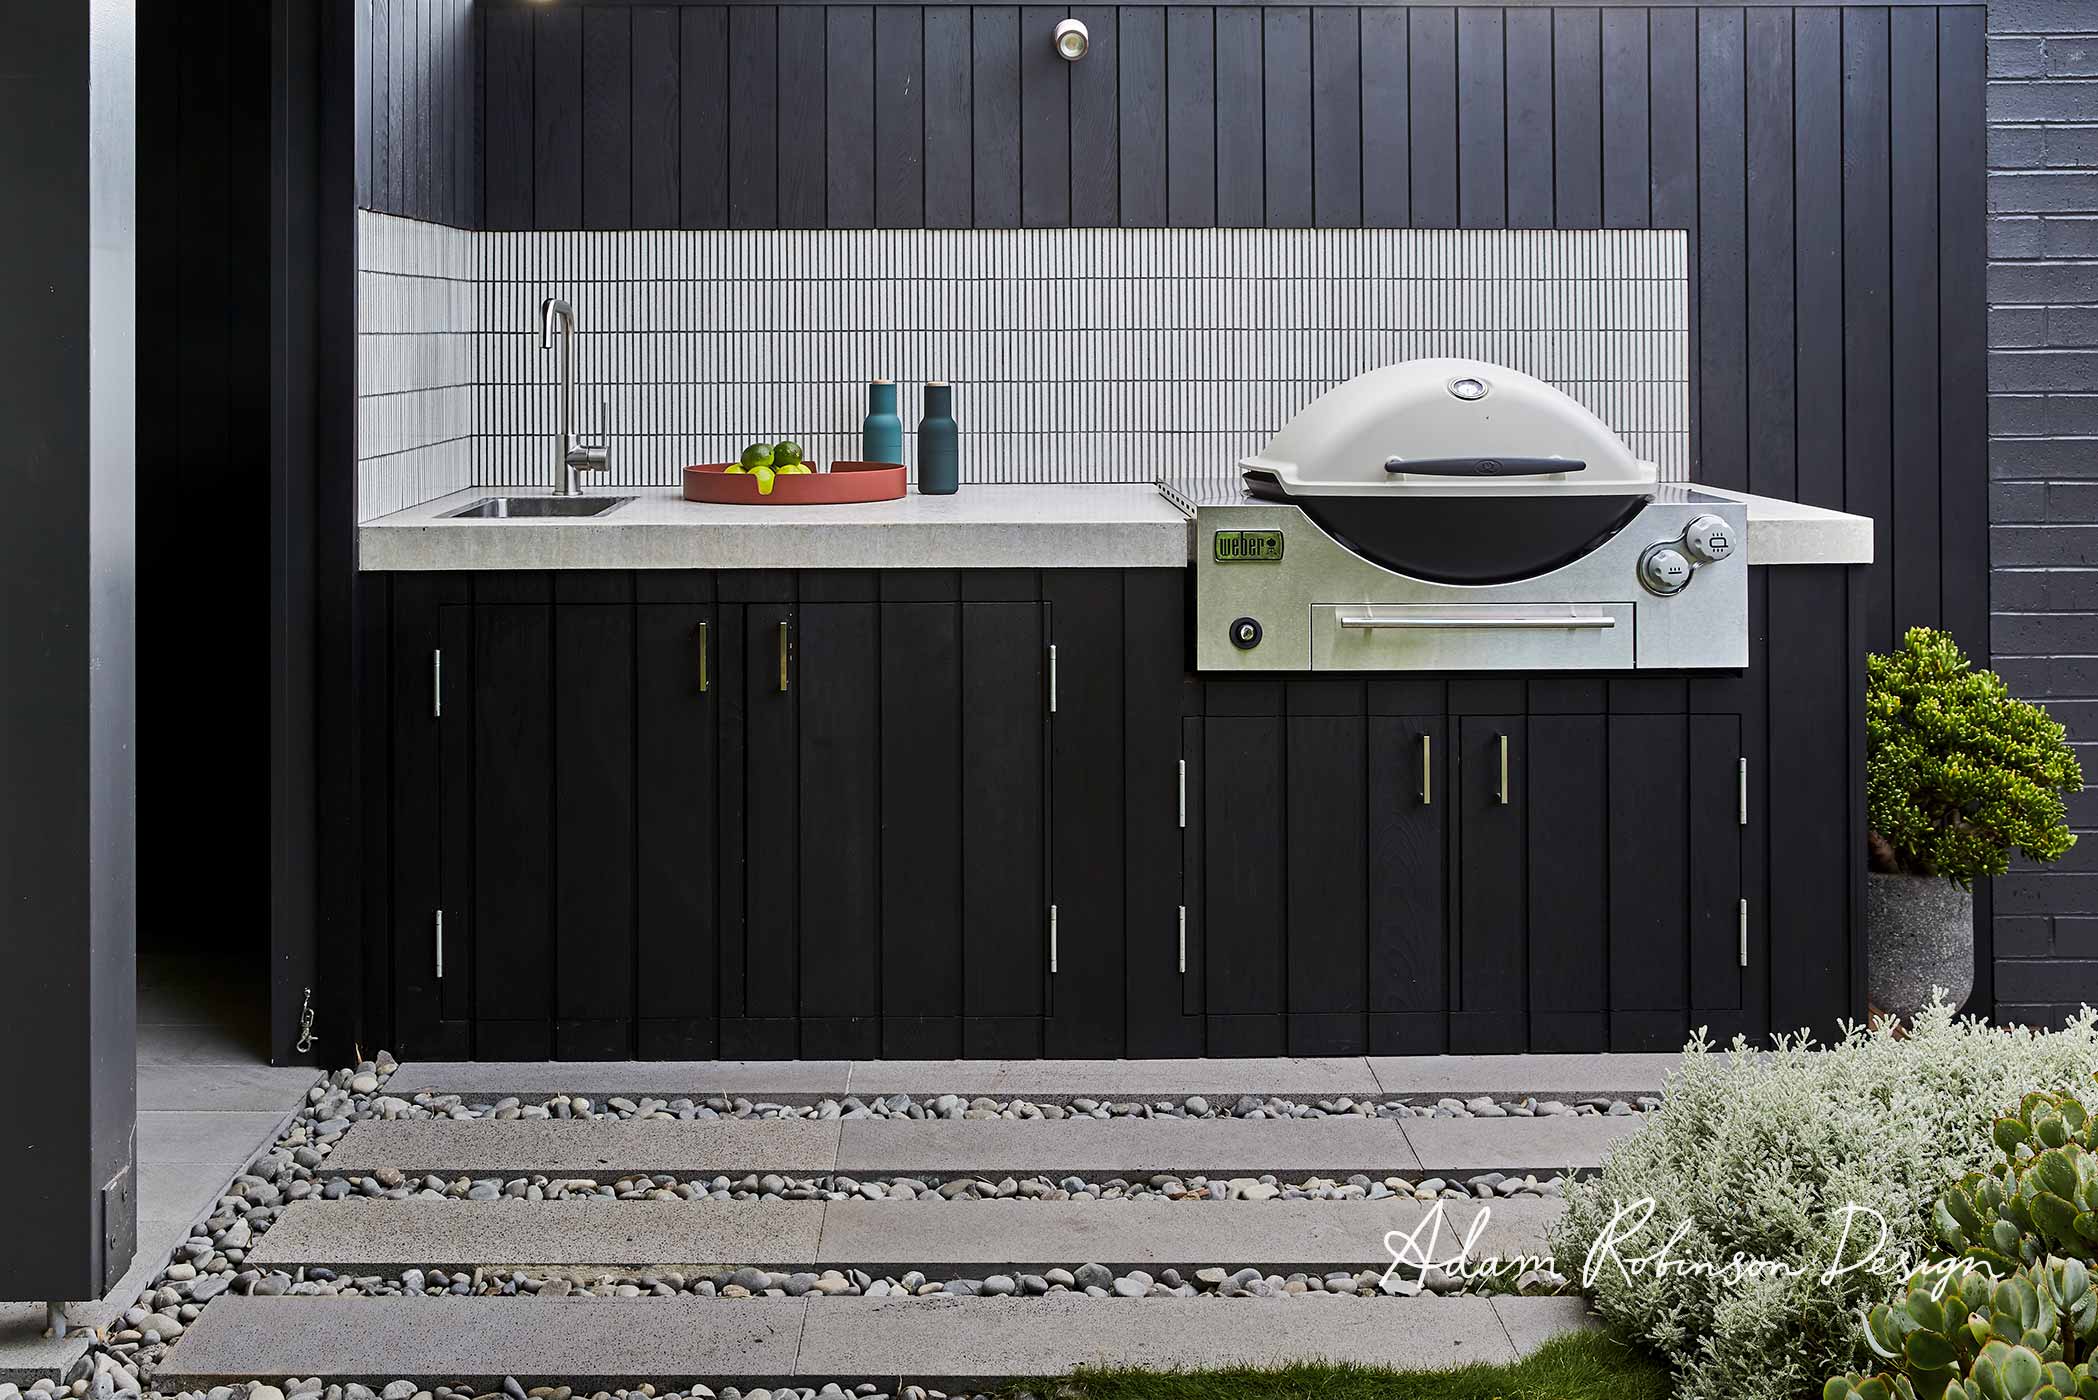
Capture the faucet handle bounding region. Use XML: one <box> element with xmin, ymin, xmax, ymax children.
<box><xmin>570</xmin><ymin>398</ymin><xmax>612</xmax><ymax>474</ymax></box>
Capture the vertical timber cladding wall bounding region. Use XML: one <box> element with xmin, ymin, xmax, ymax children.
<box><xmin>354</xmin><ymin>0</ymin><xmax>484</xmax><ymax>226</ymax></box>
<box><xmin>1988</xmin><ymin>0</ymin><xmax>2098</xmax><ymax>1027</ymax></box>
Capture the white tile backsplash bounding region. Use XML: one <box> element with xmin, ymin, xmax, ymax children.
<box><xmin>356</xmin><ymin>215</ymin><xmax>1691</xmax><ymax>514</ymax></box>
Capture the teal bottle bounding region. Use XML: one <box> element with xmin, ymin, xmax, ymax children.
<box><xmin>861</xmin><ymin>380</ymin><xmax>903</xmax><ymax>465</ymax></box>
<box><xmin>917</xmin><ymin>382</ymin><xmax>958</xmax><ymax>495</ymax></box>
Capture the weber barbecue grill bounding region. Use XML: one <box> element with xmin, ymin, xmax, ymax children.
<box><xmin>1192</xmin><ymin>359</ymin><xmax>1747</xmax><ymax>671</ymax></box>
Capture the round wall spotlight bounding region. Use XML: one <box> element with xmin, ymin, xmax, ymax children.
<box><xmin>1054</xmin><ymin>18</ymin><xmax>1090</xmax><ymax>60</ymax></box>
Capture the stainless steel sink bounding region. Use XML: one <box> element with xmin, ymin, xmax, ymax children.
<box><xmin>442</xmin><ymin>495</ymin><xmax>635</xmax><ymax>519</ymax></box>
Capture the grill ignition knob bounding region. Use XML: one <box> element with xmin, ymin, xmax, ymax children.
<box><xmin>1230</xmin><ymin>616</ymin><xmax>1263</xmax><ymax>650</ymax></box>
<box><xmin>1640</xmin><ymin>545</ymin><xmax>1693</xmax><ymax>596</ymax></box>
<box><xmin>1684</xmin><ymin>514</ymin><xmax>1735</xmax><ymax>564</ymax></box>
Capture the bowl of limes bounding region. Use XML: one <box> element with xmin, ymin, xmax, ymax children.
<box><xmin>682</xmin><ymin>441</ymin><xmax>907</xmax><ymax>506</ymax></box>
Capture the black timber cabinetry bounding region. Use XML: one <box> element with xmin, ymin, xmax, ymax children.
<box><xmin>368</xmin><ymin>564</ymin><xmax>1862</xmax><ymax>1058</ymax></box>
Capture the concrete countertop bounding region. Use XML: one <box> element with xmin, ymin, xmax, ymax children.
<box><xmin>359</xmin><ymin>483</ymin><xmax>1193</xmax><ymax>571</ymax></box>
<box><xmin>1696</xmin><ymin>486</ymin><xmax>1875</xmax><ymax>565</ymax></box>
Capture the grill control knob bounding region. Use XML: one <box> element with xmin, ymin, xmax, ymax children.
<box><xmin>1640</xmin><ymin>545</ymin><xmax>1693</xmax><ymax>596</ymax></box>
<box><xmin>1684</xmin><ymin>514</ymin><xmax>1736</xmax><ymax>564</ymax></box>
<box><xmin>1230</xmin><ymin>616</ymin><xmax>1263</xmax><ymax>650</ymax></box>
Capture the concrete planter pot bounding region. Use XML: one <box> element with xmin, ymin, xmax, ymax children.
<box><xmin>1866</xmin><ymin>872</ymin><xmax>1976</xmax><ymax>1021</ymax></box>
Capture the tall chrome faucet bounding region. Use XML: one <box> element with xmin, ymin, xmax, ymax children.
<box><xmin>540</xmin><ymin>296</ymin><xmax>611</xmax><ymax>496</ymax></box>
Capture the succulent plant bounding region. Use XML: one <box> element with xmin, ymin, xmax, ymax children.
<box><xmin>1940</xmin><ymin>1093</ymin><xmax>2098</xmax><ymax>1273</ymax></box>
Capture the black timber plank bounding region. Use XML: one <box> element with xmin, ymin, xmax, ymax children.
<box><xmin>1118</xmin><ymin>7</ymin><xmax>1166</xmax><ymax>226</ymax></box>
<box><xmin>1406</xmin><ymin>7</ymin><xmax>1455</xmax><ymax>227</ymax></box>
<box><xmin>1648</xmin><ymin>5</ymin><xmax>1695</xmax><ymax>234</ymax></box>
<box><xmin>924</xmin><ymin>6</ymin><xmax>973</xmax><ymax>227</ymax></box>
<box><xmin>1607</xmin><ymin>713</ymin><xmax>1688</xmax><ymax>1015</ymax></box>
<box><xmin>881</xmin><ymin>602</ymin><xmax>963</xmax><ymax>1022</ymax></box>
<box><xmin>1022</xmin><ymin>4</ymin><xmax>1071</xmax><ymax>226</ymax></box>
<box><xmin>472</xmin><ymin>603</ymin><xmax>555</xmax><ymax>1048</ymax></box>
<box><xmin>1181</xmin><ymin>717</ymin><xmax>1206</xmax><ymax>1018</ymax></box>
<box><xmin>534</xmin><ymin>6</ymin><xmax>583</xmax><ymax>228</ymax></box>
<box><xmin>1843</xmin><ymin>3</ymin><xmax>1893</xmax><ymax>650</ymax></box>
<box><xmin>1938</xmin><ymin>5</ymin><xmax>1987</xmax><ymax>665</ymax></box>
<box><xmin>1046</xmin><ymin>574</ymin><xmax>1127</xmax><ymax>1056</ymax></box>
<box><xmin>729</xmin><ymin>6</ymin><xmax>780</xmax><ymax>227</ymax></box>
<box><xmin>875</xmin><ymin>5</ymin><xmax>925</xmax><ymax>228</ymax></box>
<box><xmin>1794</xmin><ymin>6</ymin><xmax>1844</xmax><ymax>509</ymax></box>
<box><xmin>798</xmin><ymin>603</ymin><xmax>881</xmax><ymax>1021</ymax></box>
<box><xmin>1457</xmin><ymin>715</ymin><xmax>1523</xmax><ymax>1029</ymax></box>
<box><xmin>1599</xmin><ymin>6</ymin><xmax>1647</xmax><ymax>227</ymax></box>
<box><xmin>681</xmin><ymin>6</ymin><xmax>731</xmax><ymax>228</ymax></box>
<box><xmin>1504</xmin><ymin>6</ymin><xmax>1551</xmax><ymax>228</ymax></box>
<box><xmin>1527</xmin><ymin>714</ymin><xmax>1606</xmax><ymax>1047</ymax></box>
<box><xmin>828</xmin><ymin>6</ymin><xmax>877</xmax><ymax>227</ymax></box>
<box><xmin>1069</xmin><ymin>6</ymin><xmax>1119</xmax><ymax>225</ymax></box>
<box><xmin>1745</xmin><ymin>7</ymin><xmax>1796</xmax><ymax>502</ymax></box>
<box><xmin>636</xmin><ymin>603</ymin><xmax>719</xmax><ymax>1045</ymax></box>
<box><xmin>1168</xmin><ymin>6</ymin><xmax>1217</xmax><ymax>227</ymax></box>
<box><xmin>553</xmin><ymin>604</ymin><xmax>637</xmax><ymax>1049</ymax></box>
<box><xmin>1263</xmin><ymin>7</ymin><xmax>1313</xmax><ymax>228</ymax></box>
<box><xmin>390</xmin><ymin>580</ymin><xmax>450</xmax><ymax>1048</ymax></box>
<box><xmin>1204</xmin><ymin>716</ymin><xmax>1285</xmax><ymax>1016</ymax></box>
<box><xmin>742</xmin><ymin>602</ymin><xmax>798</xmax><ymax>1018</ymax></box>
<box><xmin>1216</xmin><ymin>7</ymin><xmax>1263</xmax><ymax>227</ymax></box>
<box><xmin>390</xmin><ymin>0</ymin><xmax>412</xmax><ymax>214</ymax></box>
<box><xmin>962</xmin><ymin>601</ymin><xmax>1047</xmax><ymax>1019</ymax></box>
<box><xmin>1126</xmin><ymin>573</ymin><xmax>1198</xmax><ymax>1056</ymax></box>
<box><xmin>716</xmin><ymin>606</ymin><xmax>749</xmax><ymax>1017</ymax></box>
<box><xmin>1311</xmin><ymin>6</ymin><xmax>1361</xmax><ymax>227</ymax></box>
<box><xmin>1891</xmin><ymin>6</ymin><xmax>1942</xmax><ymax>634</ymax></box>
<box><xmin>778</xmin><ymin>5</ymin><xmax>828</xmax><ymax>226</ymax></box>
<box><xmin>583</xmin><ymin>6</ymin><xmax>634</xmax><ymax>227</ymax></box>
<box><xmin>972</xmin><ymin>6</ymin><xmax>1022</xmax><ymax>227</ymax></box>
<box><xmin>1368</xmin><ymin>716</ymin><xmax>1444</xmax><ymax>1025</ymax></box>
<box><xmin>1768</xmin><ymin>567</ymin><xmax>1854</xmax><ymax>1036</ymax></box>
<box><xmin>1360</xmin><ymin>6</ymin><xmax>1407</xmax><ymax>227</ymax></box>
<box><xmin>372</xmin><ymin>0</ymin><xmax>392</xmax><ymax>212</ymax></box>
<box><xmin>1689</xmin><ymin>713</ymin><xmax>1743</xmax><ymax>1011</ymax></box>
<box><xmin>1454</xmin><ymin>7</ymin><xmax>1503</xmax><ymax>228</ymax></box>
<box><xmin>1697</xmin><ymin>6</ymin><xmax>1747</xmax><ymax>495</ymax></box>
<box><xmin>1287</xmin><ymin>715</ymin><xmax>1367</xmax><ymax>1021</ymax></box>
<box><xmin>1552</xmin><ymin>7</ymin><xmax>1600</xmax><ymax>229</ymax></box>
<box><xmin>633</xmin><ymin>5</ymin><xmax>682</xmax><ymax>229</ymax></box>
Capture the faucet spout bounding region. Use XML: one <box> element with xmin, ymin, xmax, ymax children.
<box><xmin>538</xmin><ymin>296</ymin><xmax>608</xmax><ymax>496</ymax></box>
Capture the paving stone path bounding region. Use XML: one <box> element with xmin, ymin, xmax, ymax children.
<box><xmin>146</xmin><ymin>1055</ymin><xmax>1671</xmax><ymax>1394</ymax></box>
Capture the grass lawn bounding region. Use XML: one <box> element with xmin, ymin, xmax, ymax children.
<box><xmin>1002</xmin><ymin>1330</ymin><xmax>1672</xmax><ymax>1400</ymax></box>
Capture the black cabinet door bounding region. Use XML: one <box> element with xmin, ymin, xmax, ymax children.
<box><xmin>879</xmin><ymin>599</ymin><xmax>965</xmax><ymax>1057</ymax></box>
<box><xmin>1454</xmin><ymin>714</ymin><xmax>1525</xmax><ymax>1052</ymax></box>
<box><xmin>1690</xmin><ymin>713</ymin><xmax>1745</xmax><ymax>1015</ymax></box>
<box><xmin>635</xmin><ymin>596</ymin><xmax>720</xmax><ymax>1059</ymax></box>
<box><xmin>960</xmin><ymin>600</ymin><xmax>1048</xmax><ymax>1052</ymax></box>
<box><xmin>1607</xmin><ymin>712</ymin><xmax>1691</xmax><ymax>1049</ymax></box>
<box><xmin>798</xmin><ymin>600</ymin><xmax>882</xmax><ymax>1056</ymax></box>
<box><xmin>1368</xmin><ymin>714</ymin><xmax>1447</xmax><ymax>1054</ymax></box>
<box><xmin>1203</xmin><ymin>714</ymin><xmax>1286</xmax><ymax>1030</ymax></box>
<box><xmin>1286</xmin><ymin>711</ymin><xmax>1368</xmax><ymax>1053</ymax></box>
<box><xmin>739</xmin><ymin>600</ymin><xmax>799</xmax><ymax>1043</ymax></box>
<box><xmin>390</xmin><ymin>575</ymin><xmax>470</xmax><ymax>1059</ymax></box>
<box><xmin>470</xmin><ymin>596</ymin><xmax>556</xmax><ymax>1058</ymax></box>
<box><xmin>1528</xmin><ymin>713</ymin><xmax>1609</xmax><ymax>1051</ymax></box>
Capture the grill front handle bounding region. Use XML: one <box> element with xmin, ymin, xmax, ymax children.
<box><xmin>1335</xmin><ymin>612</ymin><xmax>1618</xmax><ymax>630</ymax></box>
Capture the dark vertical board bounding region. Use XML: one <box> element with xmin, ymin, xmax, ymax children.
<box><xmin>1843</xmin><ymin>6</ymin><xmax>1893</xmax><ymax>650</ymax></box>
<box><xmin>553</xmin><ymin>603</ymin><xmax>635</xmax><ymax>1053</ymax></box>
<box><xmin>779</xmin><ymin>6</ymin><xmax>828</xmax><ymax>227</ymax></box>
<box><xmin>1745</xmin><ymin>8</ymin><xmax>1795</xmax><ymax>502</ymax></box>
<box><xmin>1648</xmin><ymin>7</ymin><xmax>1695</xmax><ymax>231</ymax></box>
<box><xmin>1287</xmin><ymin>715</ymin><xmax>1367</xmax><ymax>1015</ymax></box>
<box><xmin>415</xmin><ymin>0</ymin><xmax>431</xmax><ymax>219</ymax></box>
<box><xmin>1938</xmin><ymin>7</ymin><xmax>1987</xmax><ymax>662</ymax></box>
<box><xmin>729</xmin><ymin>7</ymin><xmax>779</xmax><ymax>229</ymax></box>
<box><xmin>1167</xmin><ymin>7</ymin><xmax>1217</xmax><ymax>227</ymax></box>
<box><xmin>389</xmin><ymin>580</ymin><xmax>443</xmax><ymax>1045</ymax></box>
<box><xmin>1068</xmin><ymin>6</ymin><xmax>1119</xmax><ymax>225</ymax></box>
<box><xmin>437</xmin><ymin>603</ymin><xmax>474</xmax><ymax>1027</ymax></box>
<box><xmin>1527</xmin><ymin>715</ymin><xmax>1606</xmax><ymax>1029</ymax></box>
<box><xmin>681</xmin><ymin>7</ymin><xmax>730</xmax><ymax>229</ymax></box>
<box><xmin>1890</xmin><ymin>7</ymin><xmax>1941</xmax><ymax>634</ymax></box>
<box><xmin>1118</xmin><ymin>8</ymin><xmax>1166</xmax><ymax>226</ymax></box>
<box><xmin>714</xmin><ymin>606</ymin><xmax>748</xmax><ymax>1018</ymax></box>
<box><xmin>1599</xmin><ymin>7</ymin><xmax>1647</xmax><ymax>227</ymax></box>
<box><xmin>799</xmin><ymin>604</ymin><xmax>881</xmax><ymax>1020</ymax></box>
<box><xmin>1125</xmin><ymin>573</ymin><xmax>1196</xmax><ymax>1055</ymax></box>
<box><xmin>1367</xmin><ymin>717</ymin><xmax>1444</xmax><ymax>1020</ymax></box>
<box><xmin>636</xmin><ymin>604</ymin><xmax>718</xmax><ymax>1047</ymax></box>
<box><xmin>457</xmin><ymin>0</ymin><xmax>478</xmax><ymax>226</ymax></box>
<box><xmin>1360</xmin><ymin>7</ymin><xmax>1408</xmax><ymax>227</ymax></box>
<box><xmin>1181</xmin><ymin>716</ymin><xmax>1206</xmax><ymax>1018</ymax></box>
<box><xmin>1046</xmin><ymin>574</ymin><xmax>1127</xmax><ymax>1055</ymax></box>
<box><xmin>472</xmin><ymin>603</ymin><xmax>553</xmax><ymax>1050</ymax></box>
<box><xmin>924</xmin><ymin>6</ymin><xmax>973</xmax><ymax>228</ymax></box>
<box><xmin>972</xmin><ymin>6</ymin><xmax>1022</xmax><ymax>227</ymax></box>
<box><xmin>390</xmin><ymin>0</ymin><xmax>411</xmax><ymax>215</ymax></box>
<box><xmin>876</xmin><ymin>5</ymin><xmax>926</xmax><ymax>228</ymax></box>
<box><xmin>1768</xmin><ymin>568</ymin><xmax>1853</xmax><ymax>1034</ymax></box>
<box><xmin>484</xmin><ymin>4</ymin><xmax>532</xmax><ymax>228</ymax></box>
<box><xmin>1794</xmin><ymin>7</ymin><xmax>1843</xmax><ymax>510</ymax></box>
<box><xmin>1698</xmin><ymin>8</ymin><xmax>1746</xmax><ymax>494</ymax></box>
<box><xmin>1312</xmin><ymin>7</ymin><xmax>1362</xmax><ymax>227</ymax></box>
<box><xmin>1215</xmin><ymin>7</ymin><xmax>1263</xmax><ymax>227</ymax></box>
<box><xmin>743</xmin><ymin>601</ymin><xmax>798</xmax><ymax>1019</ymax></box>
<box><xmin>1021</xmin><ymin>4</ymin><xmax>1071</xmax><ymax>226</ymax></box>
<box><xmin>1407</xmin><ymin>8</ymin><xmax>1455</xmax><ymax>227</ymax></box>
<box><xmin>372</xmin><ymin>0</ymin><xmax>392</xmax><ymax>213</ymax></box>
<box><xmin>1454</xmin><ymin>8</ymin><xmax>1503</xmax><ymax>228</ymax></box>
<box><xmin>1263</xmin><ymin>8</ymin><xmax>1313</xmax><ymax>227</ymax></box>
<box><xmin>632</xmin><ymin>6</ymin><xmax>680</xmax><ymax>229</ymax></box>
<box><xmin>583</xmin><ymin>7</ymin><xmax>633</xmax><ymax>228</ymax></box>
<box><xmin>1607</xmin><ymin>714</ymin><xmax>1688</xmax><ymax>1014</ymax></box>
<box><xmin>961</xmin><ymin>602</ymin><xmax>1046</xmax><ymax>1019</ymax></box>
<box><xmin>356</xmin><ymin>0</ymin><xmax>373</xmax><ymax>206</ymax></box>
<box><xmin>1205</xmin><ymin>717</ymin><xmax>1285</xmax><ymax>1016</ymax></box>
<box><xmin>1690</xmin><ymin>713</ymin><xmax>1743</xmax><ymax>1011</ymax></box>
<box><xmin>1504</xmin><ymin>8</ymin><xmax>1552</xmax><ymax>229</ymax></box>
<box><xmin>1552</xmin><ymin>7</ymin><xmax>1600</xmax><ymax>229</ymax></box>
<box><xmin>881</xmin><ymin>602</ymin><xmax>962</xmax><ymax>1025</ymax></box>
<box><xmin>534</xmin><ymin>7</ymin><xmax>582</xmax><ymax>229</ymax></box>
<box><xmin>828</xmin><ymin>7</ymin><xmax>877</xmax><ymax>228</ymax></box>
<box><xmin>1457</xmin><ymin>715</ymin><xmax>1523</xmax><ymax>1016</ymax></box>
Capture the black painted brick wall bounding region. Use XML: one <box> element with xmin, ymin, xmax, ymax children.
<box><xmin>1991</xmin><ymin>0</ymin><xmax>2098</xmax><ymax>1024</ymax></box>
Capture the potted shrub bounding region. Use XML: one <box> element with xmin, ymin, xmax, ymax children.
<box><xmin>1866</xmin><ymin>626</ymin><xmax>2082</xmax><ymax>1020</ymax></box>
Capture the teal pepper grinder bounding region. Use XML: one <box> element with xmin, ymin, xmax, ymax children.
<box><xmin>861</xmin><ymin>379</ymin><xmax>903</xmax><ymax>465</ymax></box>
<box><xmin>917</xmin><ymin>382</ymin><xmax>958</xmax><ymax>495</ymax></box>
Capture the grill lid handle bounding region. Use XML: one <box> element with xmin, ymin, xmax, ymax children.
<box><xmin>1382</xmin><ymin>455</ymin><xmax>1587</xmax><ymax>477</ymax></box>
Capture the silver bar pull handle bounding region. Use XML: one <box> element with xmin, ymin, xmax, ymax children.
<box><xmin>1739</xmin><ymin>899</ymin><xmax>1749</xmax><ymax>968</ymax></box>
<box><xmin>1496</xmin><ymin>734</ymin><xmax>1510</xmax><ymax>806</ymax></box>
<box><xmin>1178</xmin><ymin>906</ymin><xmax>1186</xmax><ymax>973</ymax></box>
<box><xmin>1738</xmin><ymin>757</ymin><xmax>1748</xmax><ymax>826</ymax></box>
<box><xmin>435</xmin><ymin>909</ymin><xmax>445</xmax><ymax>980</ymax></box>
<box><xmin>1419</xmin><ymin>733</ymin><xmax>1432</xmax><ymax>806</ymax></box>
<box><xmin>1336</xmin><ymin>613</ymin><xmax>1616</xmax><ymax>631</ymax></box>
<box><xmin>1049</xmin><ymin>905</ymin><xmax>1059</xmax><ymax>973</ymax></box>
<box><xmin>432</xmin><ymin>649</ymin><xmax>443</xmax><ymax>718</ymax></box>
<box><xmin>1177</xmin><ymin>759</ymin><xmax>1187</xmax><ymax>827</ymax></box>
<box><xmin>1048</xmin><ymin>644</ymin><xmax>1058</xmax><ymax>713</ymax></box>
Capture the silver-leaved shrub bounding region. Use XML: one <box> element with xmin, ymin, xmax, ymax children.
<box><xmin>1549</xmin><ymin>1001</ymin><xmax>2098</xmax><ymax>1400</ymax></box>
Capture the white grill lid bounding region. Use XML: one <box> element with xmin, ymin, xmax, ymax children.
<box><xmin>1241</xmin><ymin>359</ymin><xmax>1658</xmax><ymax>497</ymax></box>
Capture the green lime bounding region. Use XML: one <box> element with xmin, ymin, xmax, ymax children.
<box><xmin>741</xmin><ymin>442</ymin><xmax>774</xmax><ymax>471</ymax></box>
<box><xmin>752</xmin><ymin>464</ymin><xmax>778</xmax><ymax>496</ymax></box>
<box><xmin>774</xmin><ymin>440</ymin><xmax>805</xmax><ymax>467</ymax></box>
<box><xmin>723</xmin><ymin>463</ymin><xmax>746</xmax><ymax>474</ymax></box>
<box><xmin>778</xmin><ymin>462</ymin><xmax>812</xmax><ymax>475</ymax></box>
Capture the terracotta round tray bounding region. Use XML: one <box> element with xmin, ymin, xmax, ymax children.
<box><xmin>682</xmin><ymin>460</ymin><xmax>907</xmax><ymax>505</ymax></box>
